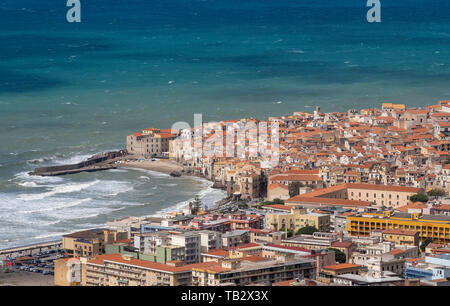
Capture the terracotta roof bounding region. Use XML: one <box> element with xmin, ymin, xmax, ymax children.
<box><xmin>87</xmin><ymin>253</ymin><xmax>216</xmax><ymax>273</ymax></box>
<box><xmin>267</xmin><ymin>183</ymin><xmax>289</xmax><ymax>191</ymax></box>
<box><xmin>229</xmin><ymin>243</ymin><xmax>261</xmax><ymax>250</ymax></box>
<box><xmin>345</xmin><ymin>183</ymin><xmax>420</xmax><ymax>193</ymax></box>
<box><xmin>389</xmin><ymin>249</ymin><xmax>405</xmax><ymax>255</ymax></box>
<box><xmin>262</xmin><ymin>204</ymin><xmax>292</xmax><ymax>211</ymax></box>
<box><xmin>286</xmin><ymin>196</ymin><xmax>370</xmax><ymax>207</ymax></box>
<box><xmin>395</xmin><ymin>203</ymin><xmax>428</xmax><ymax>212</ymax></box>
<box><xmin>204</xmin><ymin>249</ymin><xmax>229</xmax><ymax>257</ymax></box>
<box><xmin>270</xmin><ymin>174</ymin><xmax>323</xmax><ymax>182</ymax></box>
<box><xmin>331</xmin><ymin>241</ymin><xmax>353</xmax><ymax>248</ymax></box>
<box><xmin>265</xmin><ymin>244</ymin><xmax>310</xmax><ymax>253</ymax></box>
<box><xmin>322</xmin><ymin>263</ymin><xmax>361</xmax><ymax>271</ymax></box>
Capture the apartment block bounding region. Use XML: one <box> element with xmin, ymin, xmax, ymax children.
<box><xmin>171</xmin><ymin>231</ymin><xmax>201</xmax><ymax>264</ymax></box>
<box><xmin>83</xmin><ymin>254</ymin><xmax>193</xmax><ymax>286</ymax></box>
<box><xmin>192</xmin><ymin>256</ymin><xmax>316</xmax><ymax>286</ymax></box>
<box><xmin>347</xmin><ymin>211</ymin><xmax>450</xmax><ymax>244</ymax></box>
<box><xmin>62</xmin><ymin>228</ymin><xmax>128</xmax><ymax>258</ymax></box>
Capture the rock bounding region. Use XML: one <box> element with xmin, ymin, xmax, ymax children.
<box><xmin>170</xmin><ymin>171</ymin><xmax>182</xmax><ymax>177</ymax></box>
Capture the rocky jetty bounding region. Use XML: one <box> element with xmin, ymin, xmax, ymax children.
<box><xmin>29</xmin><ymin>150</ymin><xmax>128</xmax><ymax>176</ymax></box>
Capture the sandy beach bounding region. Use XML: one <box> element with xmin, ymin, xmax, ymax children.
<box><xmin>0</xmin><ymin>269</ymin><xmax>53</xmax><ymax>286</ymax></box>
<box><xmin>118</xmin><ymin>159</ymin><xmax>184</xmax><ymax>175</ymax></box>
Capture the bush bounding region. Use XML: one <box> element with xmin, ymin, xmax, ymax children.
<box><xmin>410</xmin><ymin>194</ymin><xmax>429</xmax><ymax>203</ymax></box>
<box><xmin>328</xmin><ymin>248</ymin><xmax>347</xmax><ymax>263</ymax></box>
<box><xmin>272</xmin><ymin>198</ymin><xmax>285</xmax><ymax>204</ymax></box>
<box><xmin>257</xmin><ymin>198</ymin><xmax>285</xmax><ymax>206</ymax></box>
<box><xmin>296</xmin><ymin>226</ymin><xmax>318</xmax><ymax>235</ymax></box>
<box><xmin>428</xmin><ymin>189</ymin><xmax>446</xmax><ymax>197</ymax></box>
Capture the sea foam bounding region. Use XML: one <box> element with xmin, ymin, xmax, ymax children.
<box><xmin>17</xmin><ymin>180</ymin><xmax>100</xmax><ymax>201</ymax></box>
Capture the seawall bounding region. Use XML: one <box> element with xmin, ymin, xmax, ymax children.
<box><xmin>29</xmin><ymin>150</ymin><xmax>128</xmax><ymax>176</ymax></box>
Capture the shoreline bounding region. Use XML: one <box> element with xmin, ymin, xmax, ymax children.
<box><xmin>118</xmin><ymin>159</ymin><xmax>230</xmax><ymax>216</ymax></box>
<box><xmin>117</xmin><ymin>158</ymin><xmax>184</xmax><ymax>175</ymax></box>
<box><xmin>2</xmin><ymin>158</ymin><xmax>227</xmax><ymax>250</ymax></box>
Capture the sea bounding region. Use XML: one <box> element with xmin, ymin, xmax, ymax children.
<box><xmin>1</xmin><ymin>0</ymin><xmax>450</xmax><ymax>248</ymax></box>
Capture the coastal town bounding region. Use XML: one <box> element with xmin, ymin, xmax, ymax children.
<box><xmin>2</xmin><ymin>100</ymin><xmax>450</xmax><ymax>286</ymax></box>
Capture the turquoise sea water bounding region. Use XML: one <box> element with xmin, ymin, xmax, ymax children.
<box><xmin>1</xmin><ymin>0</ymin><xmax>450</xmax><ymax>248</ymax></box>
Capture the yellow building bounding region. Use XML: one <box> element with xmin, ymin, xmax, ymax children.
<box><xmin>382</xmin><ymin>229</ymin><xmax>420</xmax><ymax>247</ymax></box>
<box><xmin>54</xmin><ymin>258</ymin><xmax>82</xmax><ymax>286</ymax></box>
<box><xmin>382</xmin><ymin>103</ymin><xmax>406</xmax><ymax>111</ymax></box>
<box><xmin>347</xmin><ymin>211</ymin><xmax>450</xmax><ymax>244</ymax></box>
<box><xmin>263</xmin><ymin>205</ymin><xmax>330</xmax><ymax>232</ymax></box>
<box><xmin>62</xmin><ymin>228</ymin><xmax>128</xmax><ymax>258</ymax></box>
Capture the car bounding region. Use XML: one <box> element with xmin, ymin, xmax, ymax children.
<box><xmin>42</xmin><ymin>270</ymin><xmax>51</xmax><ymax>275</ymax></box>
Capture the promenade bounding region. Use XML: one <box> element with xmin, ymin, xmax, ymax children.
<box><xmin>0</xmin><ymin>240</ymin><xmax>62</xmax><ymax>261</ymax></box>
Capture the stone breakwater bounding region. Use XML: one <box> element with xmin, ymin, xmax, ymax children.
<box><xmin>29</xmin><ymin>150</ymin><xmax>128</xmax><ymax>176</ymax></box>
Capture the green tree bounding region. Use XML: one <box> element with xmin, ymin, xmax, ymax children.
<box><xmin>257</xmin><ymin>198</ymin><xmax>285</xmax><ymax>206</ymax></box>
<box><xmin>280</xmin><ymin>227</ymin><xmax>294</xmax><ymax>238</ymax></box>
<box><xmin>428</xmin><ymin>188</ymin><xmax>446</xmax><ymax>198</ymax></box>
<box><xmin>328</xmin><ymin>248</ymin><xmax>347</xmax><ymax>264</ymax></box>
<box><xmin>420</xmin><ymin>238</ymin><xmax>433</xmax><ymax>253</ymax></box>
<box><xmin>410</xmin><ymin>194</ymin><xmax>429</xmax><ymax>203</ymax></box>
<box><xmin>296</xmin><ymin>226</ymin><xmax>318</xmax><ymax>235</ymax></box>
<box><xmin>190</xmin><ymin>195</ymin><xmax>202</xmax><ymax>215</ymax></box>
<box><xmin>287</xmin><ymin>229</ymin><xmax>293</xmax><ymax>238</ymax></box>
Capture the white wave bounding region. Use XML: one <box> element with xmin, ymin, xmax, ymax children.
<box><xmin>33</xmin><ymin>232</ymin><xmax>71</xmax><ymax>240</ymax></box>
<box><xmin>17</xmin><ymin>180</ymin><xmax>100</xmax><ymax>201</ymax></box>
<box><xmin>42</xmin><ymin>220</ymin><xmax>61</xmax><ymax>226</ymax></box>
<box><xmin>152</xmin><ymin>177</ymin><xmax>225</xmax><ymax>217</ymax></box>
<box><xmin>53</xmin><ymin>153</ymin><xmax>92</xmax><ymax>165</ymax></box>
<box><xmin>110</xmin><ymin>207</ymin><xmax>126</xmax><ymax>212</ymax></box>
<box><xmin>14</xmin><ymin>171</ymin><xmax>64</xmax><ymax>184</ymax></box>
<box><xmin>151</xmin><ymin>199</ymin><xmax>191</xmax><ymax>218</ymax></box>
<box><xmin>27</xmin><ymin>158</ymin><xmax>46</xmax><ymax>164</ymax></box>
<box><xmin>107</xmin><ymin>168</ymin><xmax>128</xmax><ymax>173</ymax></box>
<box><xmin>87</xmin><ymin>180</ymin><xmax>134</xmax><ymax>197</ymax></box>
<box><xmin>139</xmin><ymin>176</ymin><xmax>150</xmax><ymax>180</ymax></box>
<box><xmin>17</xmin><ymin>181</ymin><xmax>39</xmax><ymax>188</ymax></box>
<box><xmin>165</xmin><ymin>183</ymin><xmax>177</xmax><ymax>187</ymax></box>
<box><xmin>128</xmin><ymin>167</ymin><xmax>170</xmax><ymax>178</ymax></box>
<box><xmin>19</xmin><ymin>198</ymin><xmax>91</xmax><ymax>214</ymax></box>
<box><xmin>69</xmin><ymin>213</ymin><xmax>101</xmax><ymax>220</ymax></box>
